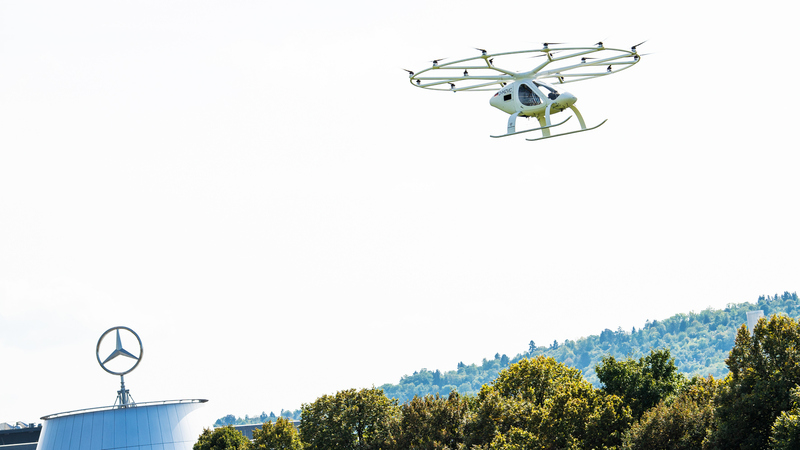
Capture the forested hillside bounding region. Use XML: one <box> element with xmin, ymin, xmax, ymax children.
<box><xmin>215</xmin><ymin>291</ymin><xmax>798</xmax><ymax>424</ymax></box>
<box><xmin>379</xmin><ymin>291</ymin><xmax>799</xmax><ymax>404</ymax></box>
<box><xmin>207</xmin><ymin>311</ymin><xmax>800</xmax><ymax>449</ymax></box>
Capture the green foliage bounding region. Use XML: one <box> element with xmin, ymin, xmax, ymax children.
<box><xmin>707</xmin><ymin>314</ymin><xmax>800</xmax><ymax>449</ymax></box>
<box><xmin>770</xmin><ymin>386</ymin><xmax>800</xmax><ymax>450</ymax></box>
<box><xmin>468</xmin><ymin>356</ymin><xmax>632</xmax><ymax>450</ymax></box>
<box><xmin>597</xmin><ymin>348</ymin><xmax>685</xmax><ymax>420</ymax></box>
<box><xmin>380</xmin><ymin>362</ymin><xmax>508</xmax><ymax>405</ymax></box>
<box><xmin>396</xmin><ymin>391</ymin><xmax>471</xmax><ymax>449</ymax></box>
<box><xmin>215</xmin><ymin>293</ymin><xmax>799</xmax><ymax>427</ymax></box>
<box><xmin>622</xmin><ymin>375</ymin><xmax>723</xmax><ymax>450</ymax></box>
<box><xmin>193</xmin><ymin>427</ymin><xmax>251</xmax><ymax>450</ymax></box>
<box><xmin>299</xmin><ymin>387</ymin><xmax>400</xmax><ymax>450</ymax></box>
<box><xmin>215</xmin><ymin>411</ymin><xmax>301</xmax><ymax>427</ymax></box>
<box><xmin>214</xmin><ymin>415</ymin><xmax>239</xmax><ymax>427</ymax></box>
<box><xmin>252</xmin><ymin>417</ymin><xmax>302</xmax><ymax>450</ymax></box>
<box><xmin>208</xmin><ymin>292</ymin><xmax>800</xmax><ymax>450</ymax></box>
<box><xmin>376</xmin><ymin>292</ymin><xmax>798</xmax><ymax>405</ymax></box>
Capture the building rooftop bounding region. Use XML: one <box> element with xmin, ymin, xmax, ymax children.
<box><xmin>0</xmin><ymin>423</ymin><xmax>42</xmax><ymax>450</ymax></box>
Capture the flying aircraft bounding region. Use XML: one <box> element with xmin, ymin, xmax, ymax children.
<box><xmin>405</xmin><ymin>42</ymin><xmax>644</xmax><ymax>141</ymax></box>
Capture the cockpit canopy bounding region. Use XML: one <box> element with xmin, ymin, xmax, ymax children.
<box><xmin>515</xmin><ymin>82</ymin><xmax>561</xmax><ymax>106</ymax></box>
<box><xmin>518</xmin><ymin>84</ymin><xmax>541</xmax><ymax>106</ymax></box>
<box><xmin>489</xmin><ymin>80</ymin><xmax>562</xmax><ymax>114</ymax></box>
<box><xmin>533</xmin><ymin>81</ymin><xmax>560</xmax><ymax>100</ymax></box>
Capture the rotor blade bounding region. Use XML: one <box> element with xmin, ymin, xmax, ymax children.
<box><xmin>530</xmin><ymin>51</ymin><xmax>561</xmax><ymax>59</ymax></box>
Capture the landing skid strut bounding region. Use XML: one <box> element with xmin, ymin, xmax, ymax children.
<box><xmin>492</xmin><ymin>104</ymin><xmax>607</xmax><ymax>142</ymax></box>
<box><xmin>526</xmin><ymin>119</ymin><xmax>607</xmax><ymax>141</ymax></box>
<box><xmin>490</xmin><ymin>116</ymin><xmax>572</xmax><ymax>138</ymax></box>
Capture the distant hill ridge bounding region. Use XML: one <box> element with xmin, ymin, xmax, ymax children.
<box><xmin>214</xmin><ymin>291</ymin><xmax>798</xmax><ymax>426</ymax></box>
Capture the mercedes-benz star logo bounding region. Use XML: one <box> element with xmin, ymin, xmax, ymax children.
<box><xmin>96</xmin><ymin>326</ymin><xmax>143</xmax><ymax>376</ymax></box>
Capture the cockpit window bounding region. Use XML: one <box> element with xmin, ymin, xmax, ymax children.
<box><xmin>518</xmin><ymin>83</ymin><xmax>541</xmax><ymax>106</ymax></box>
<box><xmin>534</xmin><ymin>82</ymin><xmax>560</xmax><ymax>100</ymax></box>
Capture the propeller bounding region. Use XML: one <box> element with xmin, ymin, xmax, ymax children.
<box><xmin>580</xmin><ymin>57</ymin><xmax>598</xmax><ymax>63</ymax></box>
<box><xmin>531</xmin><ymin>51</ymin><xmax>561</xmax><ymax>59</ymax></box>
<box><xmin>631</xmin><ymin>40</ymin><xmax>647</xmax><ymax>52</ymax></box>
<box><xmin>489</xmin><ymin>58</ymin><xmax>494</xmax><ymax>65</ymax></box>
<box><xmin>463</xmin><ymin>70</ymin><xmax>469</xmax><ymax>76</ymax></box>
<box><xmin>542</xmin><ymin>42</ymin><xmax>564</xmax><ymax>49</ymax></box>
<box><xmin>475</xmin><ymin>47</ymin><xmax>488</xmax><ymax>56</ymax></box>
<box><xmin>607</xmin><ymin>65</ymin><xmax>612</xmax><ymax>73</ymax></box>
<box><xmin>594</xmin><ymin>36</ymin><xmax>611</xmax><ymax>48</ymax></box>
<box><xmin>416</xmin><ymin>79</ymin><xmax>421</xmax><ymax>85</ymax></box>
<box><xmin>402</xmin><ymin>68</ymin><xmax>414</xmax><ymax>76</ymax></box>
<box><xmin>449</xmin><ymin>83</ymin><xmax>456</xmax><ymax>89</ymax></box>
<box><xmin>430</xmin><ymin>58</ymin><xmax>447</xmax><ymax>66</ymax></box>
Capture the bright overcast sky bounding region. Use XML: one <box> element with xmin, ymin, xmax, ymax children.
<box><xmin>1</xmin><ymin>0</ymin><xmax>798</xmax><ymax>427</ymax></box>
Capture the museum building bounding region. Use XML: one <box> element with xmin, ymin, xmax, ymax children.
<box><xmin>35</xmin><ymin>400</ymin><xmax>207</xmax><ymax>450</ymax></box>
<box><xmin>33</xmin><ymin>327</ymin><xmax>208</xmax><ymax>450</ymax></box>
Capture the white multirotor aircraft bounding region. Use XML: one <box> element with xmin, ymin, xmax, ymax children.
<box><xmin>405</xmin><ymin>42</ymin><xmax>645</xmax><ymax>141</ymax></box>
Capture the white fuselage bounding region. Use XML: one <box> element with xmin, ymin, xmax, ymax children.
<box><xmin>489</xmin><ymin>80</ymin><xmax>577</xmax><ymax>119</ymax></box>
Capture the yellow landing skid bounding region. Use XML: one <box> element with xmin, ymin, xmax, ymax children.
<box><xmin>526</xmin><ymin>119</ymin><xmax>607</xmax><ymax>141</ymax></box>
<box><xmin>490</xmin><ymin>116</ymin><xmax>572</xmax><ymax>138</ymax></box>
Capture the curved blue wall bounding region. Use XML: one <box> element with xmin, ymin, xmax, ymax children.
<box><xmin>37</xmin><ymin>401</ymin><xmax>207</xmax><ymax>450</ymax></box>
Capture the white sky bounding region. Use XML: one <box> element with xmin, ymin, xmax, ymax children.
<box><xmin>1</xmin><ymin>0</ymin><xmax>798</xmax><ymax>427</ymax></box>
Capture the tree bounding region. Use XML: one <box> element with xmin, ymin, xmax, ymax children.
<box><xmin>596</xmin><ymin>348</ymin><xmax>685</xmax><ymax>420</ymax></box>
<box><xmin>193</xmin><ymin>427</ymin><xmax>251</xmax><ymax>450</ymax></box>
<box><xmin>770</xmin><ymin>386</ymin><xmax>800</xmax><ymax>450</ymax></box>
<box><xmin>396</xmin><ymin>391</ymin><xmax>471</xmax><ymax>449</ymax></box>
<box><xmin>376</xmin><ymin>293</ymin><xmax>800</xmax><ymax>407</ymax></box>
<box><xmin>500</xmin><ymin>354</ymin><xmax>510</xmax><ymax>366</ymax></box>
<box><xmin>708</xmin><ymin>315</ymin><xmax>800</xmax><ymax>449</ymax></box>
<box><xmin>214</xmin><ymin>415</ymin><xmax>238</xmax><ymax>427</ymax></box>
<box><xmin>468</xmin><ymin>356</ymin><xmax>632</xmax><ymax>449</ymax></box>
<box><xmin>252</xmin><ymin>417</ymin><xmax>302</xmax><ymax>450</ymax></box>
<box><xmin>622</xmin><ymin>376</ymin><xmax>722</xmax><ymax>450</ymax></box>
<box><xmin>300</xmin><ymin>387</ymin><xmax>400</xmax><ymax>450</ymax></box>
